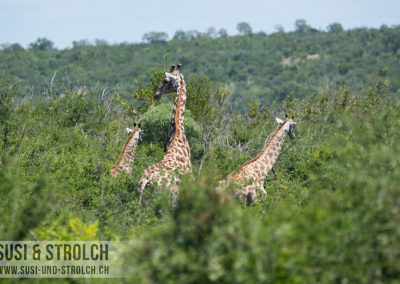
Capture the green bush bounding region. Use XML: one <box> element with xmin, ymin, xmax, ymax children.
<box><xmin>124</xmin><ymin>102</ymin><xmax>400</xmax><ymax>283</ymax></box>
<box><xmin>1</xmin><ymin>66</ymin><xmax>400</xmax><ymax>283</ymax></box>
<box><xmin>0</xmin><ymin>156</ymin><xmax>57</xmax><ymax>240</ymax></box>
<box><xmin>140</xmin><ymin>103</ymin><xmax>203</xmax><ymax>159</ymax></box>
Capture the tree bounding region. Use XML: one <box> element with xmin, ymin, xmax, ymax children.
<box><xmin>327</xmin><ymin>22</ymin><xmax>343</xmax><ymax>33</ymax></box>
<box><xmin>173</xmin><ymin>30</ymin><xmax>206</xmax><ymax>41</ymax></box>
<box><xmin>1</xmin><ymin>43</ymin><xmax>24</xmax><ymax>54</ymax></box>
<box><xmin>142</xmin><ymin>32</ymin><xmax>169</xmax><ymax>43</ymax></box>
<box><xmin>236</xmin><ymin>22</ymin><xmax>252</xmax><ymax>35</ymax></box>
<box><xmin>95</xmin><ymin>39</ymin><xmax>109</xmax><ymax>46</ymax></box>
<box><xmin>206</xmin><ymin>27</ymin><xmax>218</xmax><ymax>38</ymax></box>
<box><xmin>274</xmin><ymin>24</ymin><xmax>285</xmax><ymax>33</ymax></box>
<box><xmin>185</xmin><ymin>76</ymin><xmax>230</xmax><ymax>171</ymax></box>
<box><xmin>29</xmin><ymin>38</ymin><xmax>55</xmax><ymax>50</ymax></box>
<box><xmin>247</xmin><ymin>99</ymin><xmax>260</xmax><ymax>119</ymax></box>
<box><xmin>72</xmin><ymin>40</ymin><xmax>92</xmax><ymax>48</ymax></box>
<box><xmin>173</xmin><ymin>30</ymin><xmax>187</xmax><ymax>40</ymax></box>
<box><xmin>218</xmin><ymin>28</ymin><xmax>228</xmax><ymax>38</ymax></box>
<box><xmin>294</xmin><ymin>19</ymin><xmax>311</xmax><ymax>33</ymax></box>
<box><xmin>140</xmin><ymin>103</ymin><xmax>203</xmax><ymax>157</ymax></box>
<box><xmin>187</xmin><ymin>30</ymin><xmax>202</xmax><ymax>40</ymax></box>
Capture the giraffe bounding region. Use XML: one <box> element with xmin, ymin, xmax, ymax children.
<box><xmin>138</xmin><ymin>64</ymin><xmax>192</xmax><ymax>200</ymax></box>
<box><xmin>110</xmin><ymin>123</ymin><xmax>143</xmax><ymax>177</ymax></box>
<box><xmin>220</xmin><ymin>116</ymin><xmax>296</xmax><ymax>205</ymax></box>
<box><xmin>154</xmin><ymin>64</ymin><xmax>182</xmax><ymax>149</ymax></box>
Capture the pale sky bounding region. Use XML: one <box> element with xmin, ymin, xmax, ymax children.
<box><xmin>0</xmin><ymin>0</ymin><xmax>399</xmax><ymax>49</ymax></box>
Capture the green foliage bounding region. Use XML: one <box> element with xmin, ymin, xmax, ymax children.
<box><xmin>30</xmin><ymin>214</ymin><xmax>99</xmax><ymax>241</ymax></box>
<box><xmin>247</xmin><ymin>99</ymin><xmax>261</xmax><ymax>119</ymax></box>
<box><xmin>327</xmin><ymin>22</ymin><xmax>344</xmax><ymax>33</ymax></box>
<box><xmin>1</xmin><ymin>29</ymin><xmax>400</xmax><ymax>282</ymax></box>
<box><xmin>121</xmin><ymin>67</ymin><xmax>165</xmax><ymax>115</ymax></box>
<box><xmin>29</xmin><ymin>37</ymin><xmax>55</xmax><ymax>50</ymax></box>
<box><xmin>2</xmin><ymin>25</ymin><xmax>399</xmax><ymax>112</ymax></box>
<box><xmin>142</xmin><ymin>32</ymin><xmax>169</xmax><ymax>43</ymax></box>
<box><xmin>0</xmin><ymin>156</ymin><xmax>57</xmax><ymax>240</ymax></box>
<box><xmin>185</xmin><ymin>76</ymin><xmax>229</xmax><ymax>158</ymax></box>
<box><xmin>294</xmin><ymin>19</ymin><xmax>312</xmax><ymax>33</ymax></box>
<box><xmin>55</xmin><ymin>89</ymin><xmax>107</xmax><ymax>128</ymax></box>
<box><xmin>0</xmin><ymin>77</ymin><xmax>17</xmax><ymax>149</ymax></box>
<box><xmin>140</xmin><ymin>103</ymin><xmax>203</xmax><ymax>158</ymax></box>
<box><xmin>125</xmin><ymin>81</ymin><xmax>400</xmax><ymax>283</ymax></box>
<box><xmin>236</xmin><ymin>22</ymin><xmax>253</xmax><ymax>35</ymax></box>
<box><xmin>218</xmin><ymin>28</ymin><xmax>228</xmax><ymax>38</ymax></box>
<box><xmin>246</xmin><ymin>99</ymin><xmax>273</xmax><ymax>125</ymax></box>
<box><xmin>186</xmin><ymin>76</ymin><xmax>229</xmax><ymax>125</ymax></box>
<box><xmin>129</xmin><ymin>175</ymin><xmax>250</xmax><ymax>282</ymax></box>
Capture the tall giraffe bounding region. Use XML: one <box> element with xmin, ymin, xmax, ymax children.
<box><xmin>110</xmin><ymin>123</ymin><xmax>143</xmax><ymax>177</ymax></box>
<box><xmin>138</xmin><ymin>65</ymin><xmax>192</xmax><ymax>200</ymax></box>
<box><xmin>220</xmin><ymin>116</ymin><xmax>296</xmax><ymax>204</ymax></box>
<box><xmin>154</xmin><ymin>64</ymin><xmax>182</xmax><ymax>149</ymax></box>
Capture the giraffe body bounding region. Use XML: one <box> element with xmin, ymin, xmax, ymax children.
<box><xmin>110</xmin><ymin>125</ymin><xmax>142</xmax><ymax>177</ymax></box>
<box><xmin>221</xmin><ymin>117</ymin><xmax>296</xmax><ymax>203</ymax></box>
<box><xmin>139</xmin><ymin>66</ymin><xmax>192</xmax><ymax>198</ymax></box>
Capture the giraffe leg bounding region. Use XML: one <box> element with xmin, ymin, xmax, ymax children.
<box><xmin>138</xmin><ymin>177</ymin><xmax>150</xmax><ymax>203</ymax></box>
<box><xmin>169</xmin><ymin>184</ymin><xmax>179</xmax><ymax>207</ymax></box>
<box><xmin>245</xmin><ymin>194</ymin><xmax>253</xmax><ymax>206</ymax></box>
<box><xmin>235</xmin><ymin>188</ymin><xmax>246</xmax><ymax>201</ymax></box>
<box><xmin>243</xmin><ymin>185</ymin><xmax>256</xmax><ymax>206</ymax></box>
<box><xmin>258</xmin><ymin>181</ymin><xmax>267</xmax><ymax>198</ymax></box>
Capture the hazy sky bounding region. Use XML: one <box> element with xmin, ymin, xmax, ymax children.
<box><xmin>1</xmin><ymin>0</ymin><xmax>399</xmax><ymax>49</ymax></box>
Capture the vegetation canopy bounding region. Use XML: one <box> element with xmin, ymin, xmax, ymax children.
<box><xmin>0</xmin><ymin>22</ymin><xmax>400</xmax><ymax>283</ymax></box>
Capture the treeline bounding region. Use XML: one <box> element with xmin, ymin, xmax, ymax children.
<box><xmin>1</xmin><ymin>21</ymin><xmax>399</xmax><ymax>112</ymax></box>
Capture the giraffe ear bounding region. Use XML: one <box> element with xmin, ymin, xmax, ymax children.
<box><xmin>276</xmin><ymin>117</ymin><xmax>284</xmax><ymax>124</ymax></box>
<box><xmin>126</xmin><ymin>128</ymin><xmax>133</xmax><ymax>134</ymax></box>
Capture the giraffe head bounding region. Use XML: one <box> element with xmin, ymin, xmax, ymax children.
<box><xmin>110</xmin><ymin>122</ymin><xmax>143</xmax><ymax>177</ymax></box>
<box><xmin>276</xmin><ymin>115</ymin><xmax>297</xmax><ymax>139</ymax></box>
<box><xmin>154</xmin><ymin>64</ymin><xmax>182</xmax><ymax>99</ymax></box>
<box><xmin>126</xmin><ymin>122</ymin><xmax>143</xmax><ymax>142</ymax></box>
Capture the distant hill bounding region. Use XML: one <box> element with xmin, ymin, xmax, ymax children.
<box><xmin>1</xmin><ymin>25</ymin><xmax>399</xmax><ymax>112</ymax></box>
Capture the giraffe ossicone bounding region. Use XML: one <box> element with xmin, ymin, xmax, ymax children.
<box><xmin>110</xmin><ymin>123</ymin><xmax>143</xmax><ymax>178</ymax></box>
<box><xmin>219</xmin><ymin>116</ymin><xmax>297</xmax><ymax>204</ymax></box>
<box><xmin>138</xmin><ymin>64</ymin><xmax>192</xmax><ymax>201</ymax></box>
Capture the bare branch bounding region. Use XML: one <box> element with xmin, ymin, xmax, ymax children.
<box><xmin>50</xmin><ymin>72</ymin><xmax>56</xmax><ymax>93</ymax></box>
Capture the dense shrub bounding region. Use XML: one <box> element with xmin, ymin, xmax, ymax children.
<box><xmin>140</xmin><ymin>103</ymin><xmax>203</xmax><ymax>159</ymax></box>
<box><xmin>126</xmin><ymin>99</ymin><xmax>400</xmax><ymax>283</ymax></box>
<box><xmin>0</xmin><ymin>63</ymin><xmax>399</xmax><ymax>283</ymax></box>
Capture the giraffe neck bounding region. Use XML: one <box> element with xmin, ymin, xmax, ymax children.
<box><xmin>121</xmin><ymin>140</ymin><xmax>138</xmax><ymax>171</ymax></box>
<box><xmin>165</xmin><ymin>75</ymin><xmax>191</xmax><ymax>161</ymax></box>
<box><xmin>169</xmin><ymin>75</ymin><xmax>187</xmax><ymax>145</ymax></box>
<box><xmin>169</xmin><ymin>75</ymin><xmax>186</xmax><ymax>142</ymax></box>
<box><xmin>257</xmin><ymin>124</ymin><xmax>288</xmax><ymax>169</ymax></box>
<box><xmin>236</xmin><ymin>120</ymin><xmax>290</xmax><ymax>179</ymax></box>
<box><xmin>111</xmin><ymin>129</ymin><xmax>140</xmax><ymax>175</ymax></box>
